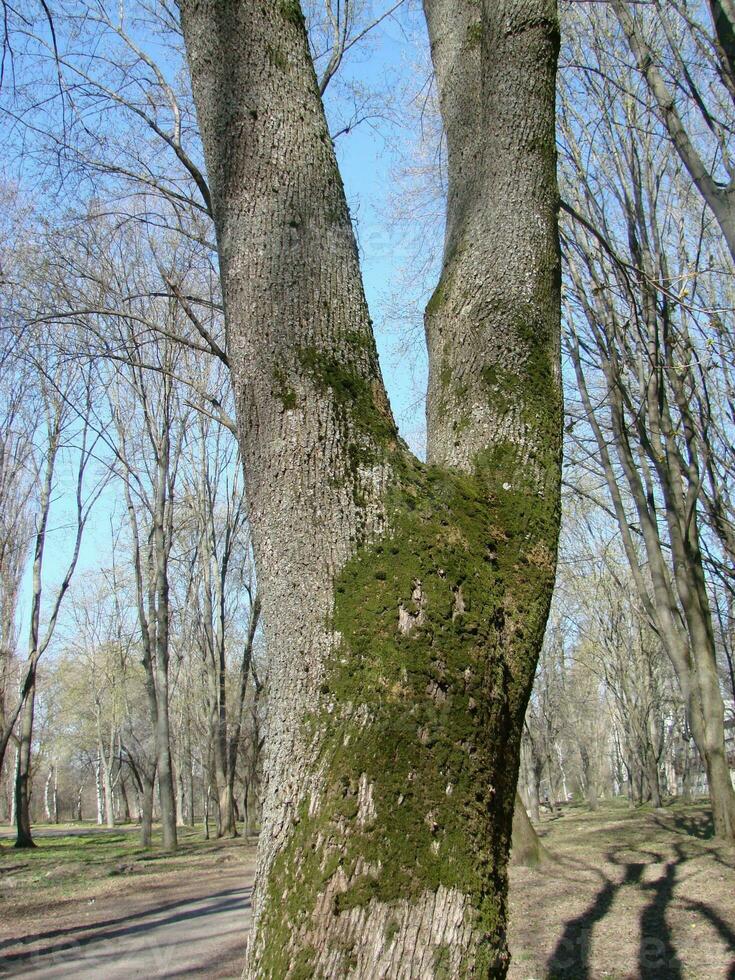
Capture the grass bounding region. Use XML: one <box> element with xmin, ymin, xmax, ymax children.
<box><xmin>0</xmin><ymin>824</ymin><xmax>255</xmax><ymax>913</ymax></box>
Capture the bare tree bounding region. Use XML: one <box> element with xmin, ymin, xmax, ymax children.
<box><xmin>179</xmin><ymin>404</ymin><xmax>259</xmax><ymax>837</ymax></box>
<box><xmin>10</xmin><ymin>367</ymin><xmax>103</xmax><ymax>848</ymax></box>
<box><xmin>559</xmin><ymin>8</ymin><xmax>735</xmax><ymax>837</ymax></box>
<box><xmin>609</xmin><ymin>0</ymin><xmax>735</xmax><ymax>262</ymax></box>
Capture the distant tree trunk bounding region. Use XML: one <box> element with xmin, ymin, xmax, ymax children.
<box><xmin>153</xmin><ymin>480</ymin><xmax>177</xmax><ymax>851</ymax></box>
<box><xmin>176</xmin><ymin>768</ymin><xmax>186</xmax><ymax>827</ymax></box>
<box><xmin>44</xmin><ymin>769</ymin><xmax>52</xmax><ymax>822</ymax></box>
<box><xmin>97</xmin><ymin>736</ymin><xmax>115</xmax><ymax>828</ymax></box>
<box><xmin>95</xmin><ymin>752</ymin><xmax>104</xmax><ymax>825</ymax></box>
<box><xmin>14</xmin><ymin>679</ymin><xmax>36</xmax><ymax>848</ymax></box>
<box><xmin>224</xmin><ymin>595</ymin><xmax>261</xmax><ymax>838</ymax></box>
<box><xmin>579</xmin><ymin>744</ymin><xmax>598</xmax><ymax>811</ymax></box>
<box><xmin>9</xmin><ymin>749</ymin><xmax>17</xmax><ymax>827</ymax></box>
<box><xmin>203</xmin><ymin>782</ymin><xmax>212</xmax><ymax>841</ymax></box>
<box><xmin>119</xmin><ymin>775</ymin><xmax>132</xmax><ymax>823</ymax></box>
<box><xmin>117</xmin><ymin>370</ymin><xmax>179</xmax><ymax>853</ymax></box>
<box><xmin>43</xmin><ymin>765</ymin><xmax>58</xmax><ymax>823</ymax></box>
<box><xmin>140</xmin><ymin>770</ymin><xmax>155</xmax><ymax>847</ymax></box>
<box><xmin>521</xmin><ymin>732</ymin><xmax>543</xmax><ymax>824</ymax></box>
<box><xmin>184</xmin><ymin>710</ymin><xmax>195</xmax><ymax>826</ymax></box>
<box><xmin>181</xmin><ymin>0</ymin><xmax>562</xmax><ymax>971</ymax></box>
<box><xmin>511</xmin><ymin>792</ymin><xmax>550</xmax><ymax>867</ymax></box>
<box><xmin>217</xmin><ymin>780</ymin><xmax>236</xmax><ymax>838</ymax></box>
<box><xmin>544</xmin><ymin>746</ymin><xmax>561</xmax><ymax>810</ymax></box>
<box><xmin>647</xmin><ymin>764</ymin><xmax>662</xmax><ymax>808</ymax></box>
<box><xmin>76</xmin><ymin>772</ymin><xmax>86</xmax><ymax>822</ymax></box>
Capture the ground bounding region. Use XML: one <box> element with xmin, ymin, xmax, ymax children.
<box><xmin>0</xmin><ymin>803</ymin><xmax>732</xmax><ymax>978</ymax></box>
<box><xmin>0</xmin><ymin>826</ymin><xmax>255</xmax><ymax>977</ymax></box>
<box><xmin>508</xmin><ymin>801</ymin><xmax>735</xmax><ymax>979</ymax></box>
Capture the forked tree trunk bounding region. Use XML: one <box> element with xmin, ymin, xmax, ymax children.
<box><xmin>180</xmin><ymin>0</ymin><xmax>561</xmax><ymax>975</ymax></box>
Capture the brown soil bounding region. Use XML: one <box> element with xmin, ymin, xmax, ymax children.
<box><xmin>508</xmin><ymin>802</ymin><xmax>735</xmax><ymax>979</ymax></box>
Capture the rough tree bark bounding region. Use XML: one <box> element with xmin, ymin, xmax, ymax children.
<box><xmin>180</xmin><ymin>0</ymin><xmax>561</xmax><ymax>975</ymax></box>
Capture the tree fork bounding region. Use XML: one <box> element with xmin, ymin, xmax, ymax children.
<box><xmin>179</xmin><ymin>0</ymin><xmax>561</xmax><ymax>974</ymax></box>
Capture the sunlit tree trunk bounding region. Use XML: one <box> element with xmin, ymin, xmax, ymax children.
<box><xmin>180</xmin><ymin>0</ymin><xmax>561</xmax><ymax>974</ymax></box>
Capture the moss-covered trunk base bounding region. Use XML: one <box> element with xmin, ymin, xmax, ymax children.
<box><xmin>244</xmin><ymin>455</ymin><xmax>557</xmax><ymax>978</ymax></box>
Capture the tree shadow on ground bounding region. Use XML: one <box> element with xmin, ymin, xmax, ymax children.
<box><xmin>652</xmin><ymin>809</ymin><xmax>714</xmax><ymax>841</ymax></box>
<box><xmin>546</xmin><ymin>847</ymin><xmax>689</xmax><ymax>979</ymax></box>
<box><xmin>681</xmin><ymin>895</ymin><xmax>735</xmax><ymax>980</ymax></box>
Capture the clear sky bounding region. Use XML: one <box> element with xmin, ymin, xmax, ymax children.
<box><xmin>324</xmin><ymin>0</ymin><xmax>435</xmax><ymax>452</ymax></box>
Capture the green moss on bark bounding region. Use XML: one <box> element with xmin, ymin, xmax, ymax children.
<box><xmin>296</xmin><ymin>343</ymin><xmax>397</xmax><ymax>451</ymax></box>
<box><xmin>466</xmin><ymin>22</ymin><xmax>483</xmax><ymax>48</ymax></box>
<box><xmin>272</xmin><ymin>365</ymin><xmax>298</xmax><ymax>410</ymax></box>
<box><xmin>256</xmin><ymin>444</ymin><xmax>559</xmax><ymax>976</ymax></box>
<box><xmin>278</xmin><ymin>0</ymin><xmax>304</xmax><ymax>26</ymax></box>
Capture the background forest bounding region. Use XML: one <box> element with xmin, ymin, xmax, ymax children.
<box><xmin>0</xmin><ymin>0</ymin><xmax>733</xmax><ymax>848</ymax></box>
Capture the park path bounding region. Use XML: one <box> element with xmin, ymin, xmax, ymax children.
<box><xmin>0</xmin><ymin>867</ymin><xmax>252</xmax><ymax>978</ymax></box>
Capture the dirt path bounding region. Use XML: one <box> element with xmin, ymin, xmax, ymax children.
<box><xmin>0</xmin><ymin>870</ymin><xmax>250</xmax><ymax>978</ymax></box>
<box><xmin>0</xmin><ymin>835</ymin><xmax>255</xmax><ymax>979</ymax></box>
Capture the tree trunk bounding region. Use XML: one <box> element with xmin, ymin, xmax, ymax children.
<box><xmin>180</xmin><ymin>0</ymin><xmax>561</xmax><ymax>974</ymax></box>
<box><xmin>218</xmin><ymin>781</ymin><xmax>237</xmax><ymax>838</ymax></box>
<box><xmin>184</xmin><ymin>708</ymin><xmax>195</xmax><ymax>826</ymax></box>
<box><xmin>98</xmin><ymin>737</ymin><xmax>115</xmax><ymax>828</ymax></box>
<box><xmin>176</xmin><ymin>768</ymin><xmax>186</xmax><ymax>827</ymax></box>
<box><xmin>9</xmin><ymin>749</ymin><xmax>17</xmax><ymax>828</ymax></box>
<box><xmin>203</xmin><ymin>782</ymin><xmax>211</xmax><ymax>841</ymax></box>
<box><xmin>119</xmin><ymin>775</ymin><xmax>132</xmax><ymax>823</ymax></box>
<box><xmin>76</xmin><ymin>775</ymin><xmax>84</xmax><ymax>822</ymax></box>
<box><xmin>141</xmin><ymin>771</ymin><xmax>155</xmax><ymax>847</ymax></box>
<box><xmin>14</xmin><ymin>681</ymin><xmax>36</xmax><ymax>848</ymax></box>
<box><xmin>579</xmin><ymin>744</ymin><xmax>598</xmax><ymax>811</ymax></box>
<box><xmin>155</xmin><ymin>696</ymin><xmax>177</xmax><ymax>850</ymax></box>
<box><xmin>44</xmin><ymin>768</ymin><xmax>54</xmax><ymax>823</ymax></box>
<box><xmin>511</xmin><ymin>793</ymin><xmax>550</xmax><ymax>868</ymax></box>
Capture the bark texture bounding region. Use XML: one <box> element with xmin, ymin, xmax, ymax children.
<box><xmin>180</xmin><ymin>0</ymin><xmax>561</xmax><ymax>975</ymax></box>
